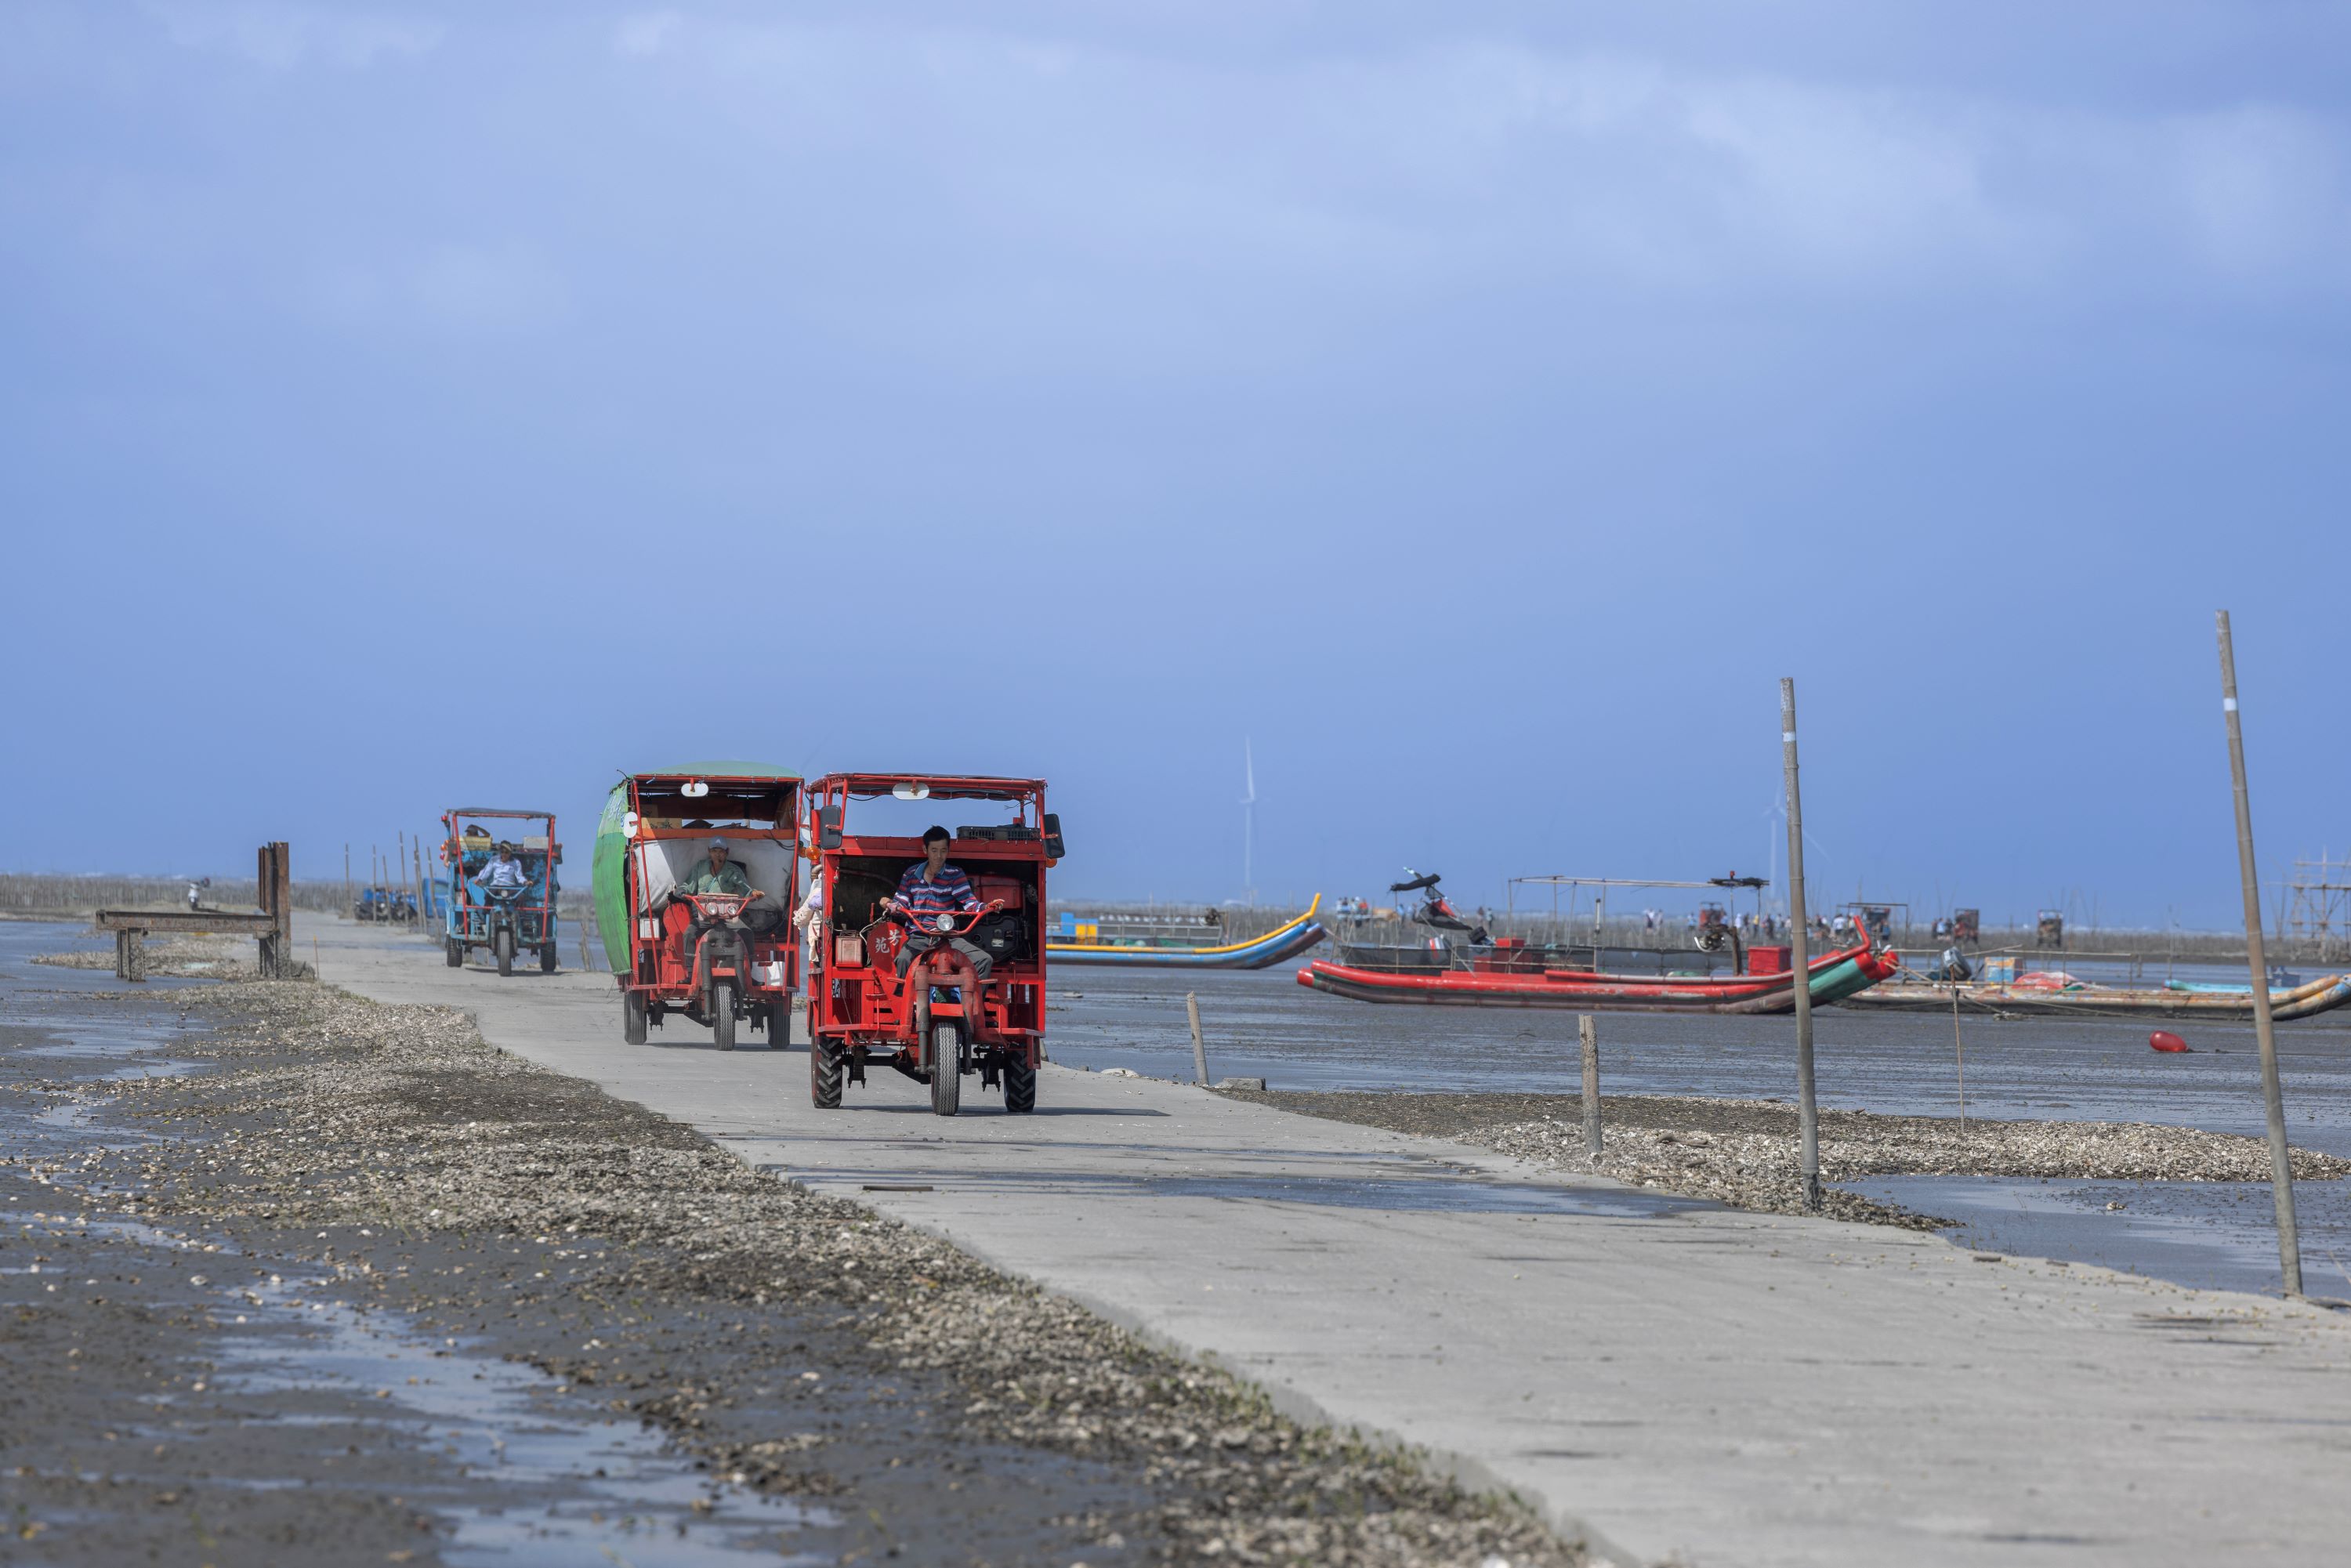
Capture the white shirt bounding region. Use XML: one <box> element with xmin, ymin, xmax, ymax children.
<box><xmin>480</xmin><ymin>857</ymin><xmax>530</xmax><ymax>889</ymax></box>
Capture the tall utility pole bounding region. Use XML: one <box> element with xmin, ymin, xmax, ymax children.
<box><xmin>1780</xmin><ymin>679</ymin><xmax>1820</xmax><ymax>1211</ymax></box>
<box><xmin>1241</xmin><ymin>739</ymin><xmax>1257</xmax><ymax>906</ymax></box>
<box><xmin>2216</xmin><ymin>610</ymin><xmax>2302</xmax><ymax>1297</ymax></box>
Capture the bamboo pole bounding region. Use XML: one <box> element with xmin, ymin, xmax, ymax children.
<box><xmin>1186</xmin><ymin>993</ymin><xmax>1209</xmax><ymax>1087</ymax></box>
<box><xmin>2216</xmin><ymin>610</ymin><xmax>2302</xmax><ymax>1298</ymax></box>
<box><xmin>1780</xmin><ymin>679</ymin><xmax>1820</xmax><ymax>1211</ymax></box>
<box><xmin>1579</xmin><ymin>1013</ymin><xmax>1603</xmax><ymax>1161</ymax></box>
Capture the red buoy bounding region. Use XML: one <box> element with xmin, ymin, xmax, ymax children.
<box><xmin>2150</xmin><ymin>1030</ymin><xmax>2190</xmax><ymax>1053</ymax></box>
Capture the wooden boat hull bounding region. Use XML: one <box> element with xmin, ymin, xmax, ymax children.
<box><xmin>1049</xmin><ymin>897</ymin><xmax>1328</xmax><ymax>970</ymax></box>
<box><xmin>1842</xmin><ymin>973</ymin><xmax>2351</xmax><ymax>1021</ymax></box>
<box><xmin>1296</xmin><ymin>940</ymin><xmax>1895</xmax><ymax>1014</ymax></box>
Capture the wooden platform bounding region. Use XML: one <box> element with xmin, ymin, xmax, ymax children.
<box><xmin>93</xmin><ymin>842</ymin><xmax>295</xmax><ymax>980</ymax></box>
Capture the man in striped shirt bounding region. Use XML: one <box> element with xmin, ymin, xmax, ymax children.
<box><xmin>888</xmin><ymin>826</ymin><xmax>993</xmax><ymax>980</ymax></box>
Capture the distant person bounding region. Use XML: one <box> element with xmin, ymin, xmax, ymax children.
<box><xmin>792</xmin><ymin>869</ymin><xmax>825</xmax><ymax>970</ymax></box>
<box><xmin>477</xmin><ymin>842</ymin><xmax>531</xmax><ymax>891</ymax></box>
<box><xmin>887</xmin><ymin>826</ymin><xmax>992</xmax><ymax>982</ymax></box>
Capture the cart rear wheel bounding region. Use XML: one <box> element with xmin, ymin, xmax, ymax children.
<box><xmin>712</xmin><ymin>981</ymin><xmax>737</xmax><ymax>1051</ymax></box>
<box><xmin>811</xmin><ymin>1038</ymin><xmax>842</xmax><ymax>1109</ymax></box>
<box><xmin>623</xmin><ymin>990</ymin><xmax>648</xmax><ymax>1045</ymax></box>
<box><xmin>494</xmin><ymin>929</ymin><xmax>515</xmax><ymax>977</ymax></box>
<box><xmin>1004</xmin><ymin>1055</ymin><xmax>1036</xmax><ymax>1114</ymax></box>
<box><xmin>444</xmin><ymin>938</ymin><xmax>463</xmax><ymax>969</ymax></box>
<box><xmin>539</xmin><ymin>943</ymin><xmax>557</xmax><ymax>974</ymax></box>
<box><xmin>929</xmin><ymin>1023</ymin><xmax>962</xmax><ymax>1117</ymax></box>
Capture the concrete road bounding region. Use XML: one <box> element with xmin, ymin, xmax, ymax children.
<box><xmin>310</xmin><ymin>916</ymin><xmax>2351</xmax><ymax>1567</ymax></box>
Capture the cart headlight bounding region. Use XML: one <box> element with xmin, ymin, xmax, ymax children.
<box><xmin>933</xmin><ymin>913</ymin><xmax>954</xmax><ymax>933</ymax></box>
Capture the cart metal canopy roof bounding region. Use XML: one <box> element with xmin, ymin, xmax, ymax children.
<box><xmin>628</xmin><ymin>761</ymin><xmax>802</xmax><ymax>780</ymax></box>
<box><xmin>830</xmin><ymin>773</ymin><xmax>1041</xmax><ymax>800</ymax></box>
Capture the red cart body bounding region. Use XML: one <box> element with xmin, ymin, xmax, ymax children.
<box><xmin>610</xmin><ymin>769</ymin><xmax>802</xmax><ymax>1052</ymax></box>
<box><xmin>804</xmin><ymin>773</ymin><xmax>1060</xmax><ymax>1115</ymax></box>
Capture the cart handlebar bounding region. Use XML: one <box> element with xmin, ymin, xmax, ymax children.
<box><xmin>873</xmin><ymin>899</ymin><xmax>1004</xmax><ymax>937</ymax></box>
<box><xmin>679</xmin><ymin>890</ymin><xmax>763</xmax><ymax>922</ymax></box>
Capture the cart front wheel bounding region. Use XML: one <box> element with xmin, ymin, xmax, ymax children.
<box><xmin>623</xmin><ymin>990</ymin><xmax>648</xmax><ymax>1045</ymax></box>
<box><xmin>929</xmin><ymin>1023</ymin><xmax>962</xmax><ymax>1117</ymax></box>
<box><xmin>539</xmin><ymin>943</ymin><xmax>557</xmax><ymax>974</ymax></box>
<box><xmin>712</xmin><ymin>981</ymin><xmax>737</xmax><ymax>1051</ymax></box>
<box><xmin>444</xmin><ymin>937</ymin><xmax>463</xmax><ymax>969</ymax></box>
<box><xmin>1004</xmin><ymin>1054</ymin><xmax>1036</xmax><ymax>1114</ymax></box>
<box><xmin>494</xmin><ymin>929</ymin><xmax>515</xmax><ymax>977</ymax></box>
<box><xmin>812</xmin><ymin>1038</ymin><xmax>843</xmax><ymax>1109</ymax></box>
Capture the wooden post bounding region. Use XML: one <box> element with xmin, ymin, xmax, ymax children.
<box><xmin>254</xmin><ymin>841</ymin><xmax>292</xmax><ymax>979</ymax></box>
<box><xmin>1578</xmin><ymin>1013</ymin><xmax>1602</xmax><ymax>1161</ymax></box>
<box><xmin>258</xmin><ymin>842</ymin><xmax>279</xmax><ymax>977</ymax></box>
<box><xmin>115</xmin><ymin>928</ymin><xmax>147</xmax><ymax>983</ymax></box>
<box><xmin>1780</xmin><ymin>678</ymin><xmax>1820</xmax><ymax>1211</ymax></box>
<box><xmin>1186</xmin><ymin>992</ymin><xmax>1209</xmax><ymax>1086</ymax></box>
<box><xmin>1949</xmin><ymin>983</ymin><xmax>1968</xmax><ymax>1135</ymax></box>
<box><xmin>2216</xmin><ymin>610</ymin><xmax>2302</xmax><ymax>1297</ymax></box>
<box><xmin>343</xmin><ymin>843</ymin><xmax>351</xmax><ymax>920</ymax></box>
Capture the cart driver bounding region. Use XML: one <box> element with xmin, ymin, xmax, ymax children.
<box><xmin>672</xmin><ymin>836</ymin><xmax>755</xmax><ymax>952</ymax></box>
<box><xmin>676</xmin><ymin>837</ymin><xmax>752</xmax><ymax>900</ymax></box>
<box><xmin>478</xmin><ymin>842</ymin><xmax>531</xmax><ymax>893</ymax></box>
<box><xmin>886</xmin><ymin>827</ymin><xmax>993</xmax><ymax>983</ymax></box>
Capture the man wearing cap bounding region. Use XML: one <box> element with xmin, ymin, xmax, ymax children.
<box><xmin>676</xmin><ymin>838</ymin><xmax>752</xmax><ymax>900</ymax></box>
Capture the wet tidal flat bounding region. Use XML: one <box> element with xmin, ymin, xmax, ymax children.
<box><xmin>0</xmin><ymin>926</ymin><xmax>1577</xmax><ymax>1567</ymax></box>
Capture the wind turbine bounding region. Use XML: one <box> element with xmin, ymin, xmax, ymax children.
<box><xmin>1241</xmin><ymin>739</ymin><xmax>1257</xmax><ymax>907</ymax></box>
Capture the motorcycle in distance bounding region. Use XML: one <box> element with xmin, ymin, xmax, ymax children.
<box><xmin>870</xmin><ymin>898</ymin><xmax>1004</xmax><ymax>1116</ymax></box>
<box><xmin>672</xmin><ymin>886</ymin><xmax>765</xmax><ymax>1052</ymax></box>
<box><xmin>480</xmin><ymin>884</ymin><xmax>534</xmax><ymax>977</ymax></box>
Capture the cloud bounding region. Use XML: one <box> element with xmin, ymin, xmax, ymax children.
<box><xmin>613</xmin><ymin>10</ymin><xmax>681</xmax><ymax>59</ymax></box>
<box><xmin>145</xmin><ymin>2</ymin><xmax>443</xmax><ymax>70</ymax></box>
<box><xmin>307</xmin><ymin>244</ymin><xmax>572</xmax><ymax>335</ymax></box>
<box><xmin>633</xmin><ymin>22</ymin><xmax>2351</xmax><ymax>303</ymax></box>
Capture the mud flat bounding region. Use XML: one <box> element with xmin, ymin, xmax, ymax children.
<box><xmin>1220</xmin><ymin>1088</ymin><xmax>2351</xmax><ymax>1230</ymax></box>
<box><xmin>0</xmin><ymin>940</ymin><xmax>1575</xmax><ymax>1566</ymax></box>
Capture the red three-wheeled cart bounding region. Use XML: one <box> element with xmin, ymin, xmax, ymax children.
<box><xmin>802</xmin><ymin>773</ymin><xmax>1061</xmax><ymax>1116</ymax></box>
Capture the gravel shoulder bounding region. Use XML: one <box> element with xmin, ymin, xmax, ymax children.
<box><xmin>2</xmin><ymin>975</ymin><xmax>1581</xmax><ymax>1567</ymax></box>
<box><xmin>1219</xmin><ymin>1088</ymin><xmax>2351</xmax><ymax>1229</ymax></box>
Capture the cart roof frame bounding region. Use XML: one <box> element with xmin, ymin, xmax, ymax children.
<box><xmin>817</xmin><ymin>772</ymin><xmax>1045</xmax><ymax>802</ymax></box>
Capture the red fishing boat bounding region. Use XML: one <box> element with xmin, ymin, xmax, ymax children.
<box><xmin>1297</xmin><ymin>936</ymin><xmax>1896</xmax><ymax>1014</ymax></box>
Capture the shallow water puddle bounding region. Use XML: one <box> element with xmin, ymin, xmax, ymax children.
<box><xmin>1839</xmin><ymin>1174</ymin><xmax>2351</xmax><ymax>1298</ymax></box>
<box><xmin>212</xmin><ymin>1271</ymin><xmax>831</xmax><ymax>1565</ymax></box>
<box><xmin>2</xmin><ymin>925</ymin><xmax>838</xmax><ymax>1566</ymax></box>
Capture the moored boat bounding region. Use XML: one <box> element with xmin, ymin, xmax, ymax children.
<box><xmin>1049</xmin><ymin>896</ymin><xmax>1328</xmax><ymax>969</ymax></box>
<box><xmin>1843</xmin><ymin>972</ymin><xmax>2351</xmax><ymax>1021</ymax></box>
<box><xmin>1296</xmin><ymin>937</ymin><xmax>1895</xmax><ymax>1014</ymax></box>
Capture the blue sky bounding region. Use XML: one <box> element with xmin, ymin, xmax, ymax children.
<box><xmin>4</xmin><ymin>2</ymin><xmax>2346</xmax><ymax>928</ymax></box>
